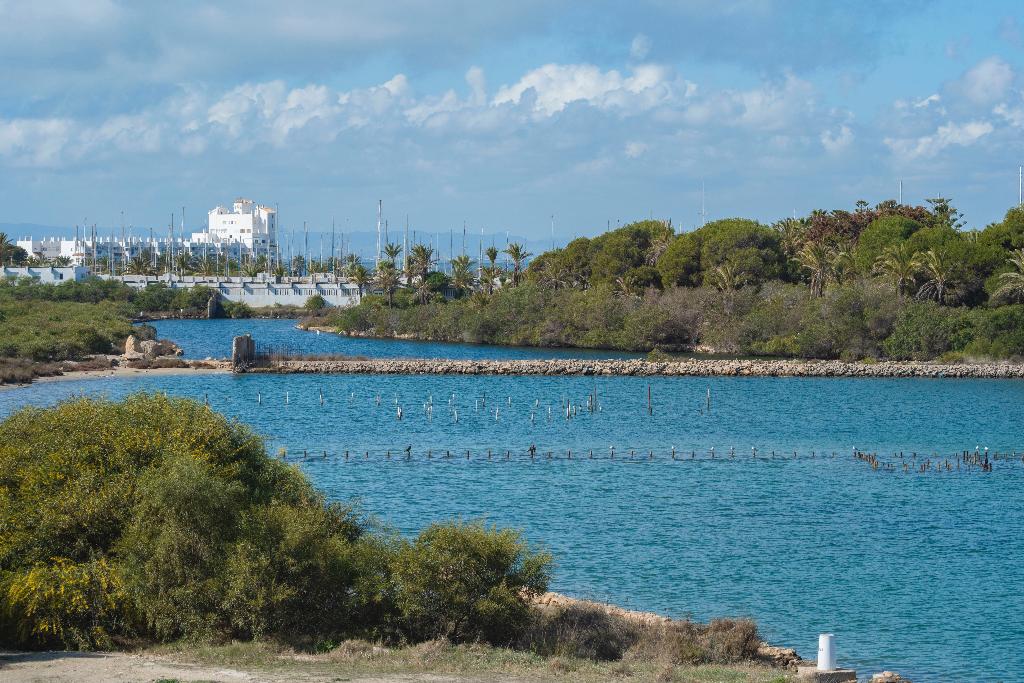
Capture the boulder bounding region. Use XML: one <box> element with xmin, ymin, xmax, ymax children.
<box><xmin>124</xmin><ymin>335</ymin><xmax>143</xmax><ymax>355</ymax></box>
<box><xmin>139</xmin><ymin>339</ymin><xmax>183</xmax><ymax>359</ymax></box>
<box><xmin>871</xmin><ymin>673</ymin><xmax>911</xmax><ymax>683</ymax></box>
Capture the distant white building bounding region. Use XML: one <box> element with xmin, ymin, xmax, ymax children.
<box><xmin>2</xmin><ymin>265</ymin><xmax>91</xmax><ymax>283</ymax></box>
<box><xmin>197</xmin><ymin>198</ymin><xmax>277</xmax><ymax>252</ymax></box>
<box><xmin>15</xmin><ymin>196</ymin><xmax>278</xmax><ymax>268</ymax></box>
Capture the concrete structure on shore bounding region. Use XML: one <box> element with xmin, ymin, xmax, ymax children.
<box><xmin>109</xmin><ymin>273</ymin><xmax>360</xmax><ymax>308</ymax></box>
<box><xmin>242</xmin><ymin>355</ymin><xmax>1024</xmax><ymax>379</ymax></box>
<box><xmin>1</xmin><ymin>265</ymin><xmax>91</xmax><ymax>283</ymax></box>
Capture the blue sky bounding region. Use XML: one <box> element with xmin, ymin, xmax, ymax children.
<box><xmin>1</xmin><ymin>0</ymin><xmax>1023</xmax><ymax>241</ymax></box>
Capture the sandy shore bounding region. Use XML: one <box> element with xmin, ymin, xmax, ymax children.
<box><xmin>0</xmin><ymin>363</ymin><xmax>231</xmax><ymax>390</ymax></box>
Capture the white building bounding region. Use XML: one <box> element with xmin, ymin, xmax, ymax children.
<box><xmin>2</xmin><ymin>265</ymin><xmax>91</xmax><ymax>283</ymax></box>
<box><xmin>198</xmin><ymin>198</ymin><xmax>276</xmax><ymax>252</ymax></box>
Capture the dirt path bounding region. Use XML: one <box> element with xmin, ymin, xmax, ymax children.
<box><xmin>0</xmin><ymin>650</ymin><xmax>483</xmax><ymax>683</ymax></box>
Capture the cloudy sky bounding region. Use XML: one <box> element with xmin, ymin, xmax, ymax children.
<box><xmin>1</xmin><ymin>0</ymin><xmax>1023</xmax><ymax>240</ymax></box>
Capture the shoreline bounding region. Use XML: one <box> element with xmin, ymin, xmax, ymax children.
<box><xmin>0</xmin><ymin>363</ymin><xmax>231</xmax><ymax>391</ymax></box>
<box><xmin>246</xmin><ymin>356</ymin><xmax>1024</xmax><ymax>379</ymax></box>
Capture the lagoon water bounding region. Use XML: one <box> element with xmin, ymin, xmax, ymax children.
<box><xmin>147</xmin><ymin>318</ymin><xmax>643</xmax><ymax>361</ymax></box>
<box><xmin>3</xmin><ymin>319</ymin><xmax>1023</xmax><ymax>682</ymax></box>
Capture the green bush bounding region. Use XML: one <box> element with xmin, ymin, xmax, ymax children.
<box><xmin>0</xmin><ymin>394</ymin><xmax>551</xmax><ymax>651</ymax></box>
<box><xmin>305</xmin><ymin>294</ymin><xmax>327</xmax><ymax>311</ymax></box>
<box><xmin>391</xmin><ymin>521</ymin><xmax>551</xmax><ymax>645</ymax></box>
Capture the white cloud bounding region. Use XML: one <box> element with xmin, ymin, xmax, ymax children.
<box><xmin>466</xmin><ymin>66</ymin><xmax>487</xmax><ymax>106</ymax></box>
<box><xmin>914</xmin><ymin>94</ymin><xmax>940</xmax><ymax>108</ymax></box>
<box><xmin>0</xmin><ymin>118</ymin><xmax>74</xmax><ymax>167</ymax></box>
<box><xmin>678</xmin><ymin>73</ymin><xmax>814</xmax><ymax>131</ymax></box>
<box><xmin>995</xmin><ymin>101</ymin><xmax>1024</xmax><ymax>128</ymax></box>
<box><xmin>624</xmin><ymin>141</ymin><xmax>648</xmax><ymax>158</ymax></box>
<box><xmin>492</xmin><ymin>63</ymin><xmax>685</xmax><ymax>116</ymax></box>
<box><xmin>954</xmin><ymin>57</ymin><xmax>1015</xmax><ymax>105</ymax></box>
<box><xmin>820</xmin><ymin>125</ymin><xmax>853</xmax><ymax>153</ymax></box>
<box><xmin>630</xmin><ymin>34</ymin><xmax>651</xmax><ymax>61</ymax></box>
<box><xmin>885</xmin><ymin>119</ymin><xmax>993</xmax><ymax>160</ymax></box>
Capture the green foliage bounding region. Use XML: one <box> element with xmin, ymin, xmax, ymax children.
<box><xmin>221</xmin><ymin>300</ymin><xmax>253</xmax><ymax>319</ymax></box>
<box><xmin>0</xmin><ymin>395</ymin><xmax>551</xmax><ymax>651</ymax></box>
<box><xmin>0</xmin><ymin>293</ymin><xmax>135</xmax><ymax>360</ymax></box>
<box><xmin>853</xmin><ymin>216</ymin><xmax>923</xmax><ymax>273</ymax></box>
<box><xmin>693</xmin><ymin>219</ymin><xmax>786</xmax><ymax>285</ymax></box>
<box><xmin>391</xmin><ymin>521</ymin><xmax>551</xmax><ymax>645</ymax></box>
<box><xmin>656</xmin><ymin>233</ymin><xmax>701</xmax><ymax>287</ymax></box>
<box><xmin>304</xmin><ymin>294</ymin><xmax>327</xmax><ymax>311</ymax></box>
<box><xmin>881</xmin><ymin>302</ymin><xmax>968</xmax><ymax>360</ymax></box>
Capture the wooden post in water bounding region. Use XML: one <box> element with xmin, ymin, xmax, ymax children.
<box><xmin>647</xmin><ymin>385</ymin><xmax>652</xmax><ymax>415</ymax></box>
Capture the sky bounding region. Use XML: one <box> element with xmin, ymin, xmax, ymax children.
<box><xmin>1</xmin><ymin>0</ymin><xmax>1023</xmax><ymax>242</ymax></box>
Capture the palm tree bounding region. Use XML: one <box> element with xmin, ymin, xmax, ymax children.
<box><xmin>480</xmin><ymin>246</ymin><xmax>501</xmax><ymax>295</ymax></box>
<box><xmin>383</xmin><ymin>242</ymin><xmax>402</xmax><ymax>266</ymax></box>
<box><xmin>374</xmin><ymin>262</ymin><xmax>401</xmax><ymax>307</ymax></box>
<box><xmin>126</xmin><ymin>253</ymin><xmax>153</xmax><ymax>275</ymax></box>
<box><xmin>873</xmin><ymin>243</ymin><xmax>918</xmax><ymax>298</ymax></box>
<box><xmin>450</xmin><ymin>254</ymin><xmax>475</xmax><ymax>294</ymax></box>
<box><xmin>175</xmin><ymin>252</ymin><xmax>194</xmax><ymax>275</ymax></box>
<box><xmin>349</xmin><ymin>263</ymin><xmax>370</xmax><ymax>299</ymax></box>
<box><xmin>796</xmin><ymin>241</ymin><xmax>833</xmax><ymax>297</ymax></box>
<box><xmin>993</xmin><ymin>249</ymin><xmax>1024</xmax><ymax>302</ymax></box>
<box><xmin>645</xmin><ymin>232</ymin><xmax>673</xmax><ymax>266</ymax></box>
<box><xmin>196</xmin><ymin>254</ymin><xmax>217</xmax><ymax>276</ymax></box>
<box><xmin>409</xmin><ymin>243</ymin><xmax>435</xmax><ymax>302</ymax></box>
<box><xmin>772</xmin><ymin>217</ymin><xmax>809</xmax><ymax>258</ymax></box>
<box><xmin>708</xmin><ymin>262</ymin><xmax>746</xmax><ymax>293</ymax></box>
<box><xmin>241</xmin><ymin>258</ymin><xmax>262</xmax><ymax>278</ymax></box>
<box><xmin>504</xmin><ymin>242</ymin><xmax>532</xmax><ymax>286</ymax></box>
<box><xmin>51</xmin><ymin>255</ymin><xmax>72</xmax><ymax>267</ymax></box>
<box><xmin>708</xmin><ymin>262</ymin><xmax>746</xmax><ymax>315</ymax></box>
<box><xmin>830</xmin><ymin>243</ymin><xmax>856</xmax><ymax>285</ymax></box>
<box><xmin>915</xmin><ymin>248</ymin><xmax>954</xmax><ymax>304</ymax></box>
<box><xmin>0</xmin><ymin>232</ymin><xmax>10</xmax><ymax>263</ymax></box>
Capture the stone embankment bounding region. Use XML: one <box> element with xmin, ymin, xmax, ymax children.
<box><xmin>246</xmin><ymin>357</ymin><xmax>1024</xmax><ymax>379</ymax></box>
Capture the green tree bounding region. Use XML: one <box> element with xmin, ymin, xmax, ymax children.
<box><xmin>450</xmin><ymin>254</ymin><xmax>476</xmax><ymax>295</ymax></box>
<box><xmin>992</xmin><ymin>248</ymin><xmax>1024</xmax><ymax>303</ymax></box>
<box><xmin>873</xmin><ymin>243</ymin><xmax>918</xmax><ymax>298</ymax></box>
<box><xmin>374</xmin><ymin>262</ymin><xmax>401</xmax><ymax>307</ymax></box>
<box><xmin>695</xmin><ymin>219</ymin><xmax>785</xmax><ymax>285</ymax></box>
<box><xmin>656</xmin><ymin>233</ymin><xmax>701</xmax><ymax>287</ymax></box>
<box><xmin>853</xmin><ymin>215</ymin><xmax>923</xmax><ymax>273</ymax></box>
<box><xmin>915</xmin><ymin>248</ymin><xmax>955</xmax><ymax>304</ymax></box>
<box><xmin>504</xmin><ymin>243</ymin><xmax>532</xmax><ymax>286</ymax></box>
<box><xmin>795</xmin><ymin>241</ymin><xmax>833</xmax><ymax>297</ymax></box>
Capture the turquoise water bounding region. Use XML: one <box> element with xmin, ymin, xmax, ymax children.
<box><xmin>148</xmin><ymin>318</ymin><xmax>642</xmax><ymax>360</ymax></box>
<box><xmin>4</xmin><ymin>320</ymin><xmax>1024</xmax><ymax>682</ymax></box>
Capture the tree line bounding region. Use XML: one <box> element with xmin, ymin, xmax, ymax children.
<box><xmin>326</xmin><ymin>200</ymin><xmax>1024</xmax><ymax>361</ymax></box>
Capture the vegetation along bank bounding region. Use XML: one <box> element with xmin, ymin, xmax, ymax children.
<box><xmin>323</xmin><ymin>201</ymin><xmax>1024</xmax><ymax>362</ymax></box>
<box><xmin>0</xmin><ymin>394</ymin><xmax>794</xmax><ymax>682</ymax></box>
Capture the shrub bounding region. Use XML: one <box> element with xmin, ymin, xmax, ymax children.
<box><xmin>390</xmin><ymin>521</ymin><xmax>551</xmax><ymax>645</ymax></box>
<box><xmin>305</xmin><ymin>294</ymin><xmax>327</xmax><ymax>312</ymax></box>
<box><xmin>0</xmin><ymin>395</ymin><xmax>551</xmax><ymax>651</ymax></box>
<box><xmin>626</xmin><ymin>618</ymin><xmax>760</xmax><ymax>666</ymax></box>
<box><xmin>524</xmin><ymin>605</ymin><xmax>641</xmax><ymax>661</ymax></box>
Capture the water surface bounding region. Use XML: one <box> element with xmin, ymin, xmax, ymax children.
<box><xmin>5</xmin><ymin>319</ymin><xmax>1024</xmax><ymax>682</ymax></box>
<box><xmin>3</xmin><ymin>370</ymin><xmax>1022</xmax><ymax>683</ymax></box>
<box><xmin>148</xmin><ymin>318</ymin><xmax>642</xmax><ymax>361</ymax></box>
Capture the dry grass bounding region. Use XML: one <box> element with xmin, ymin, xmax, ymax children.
<box><xmin>0</xmin><ymin>358</ymin><xmax>62</xmax><ymax>384</ymax></box>
<box><xmin>152</xmin><ymin>639</ymin><xmax>790</xmax><ymax>683</ymax></box>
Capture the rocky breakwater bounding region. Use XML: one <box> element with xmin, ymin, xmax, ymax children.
<box><xmin>247</xmin><ymin>357</ymin><xmax>1024</xmax><ymax>379</ymax></box>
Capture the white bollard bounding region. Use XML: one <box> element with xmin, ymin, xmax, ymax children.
<box><xmin>817</xmin><ymin>633</ymin><xmax>836</xmax><ymax>671</ymax></box>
